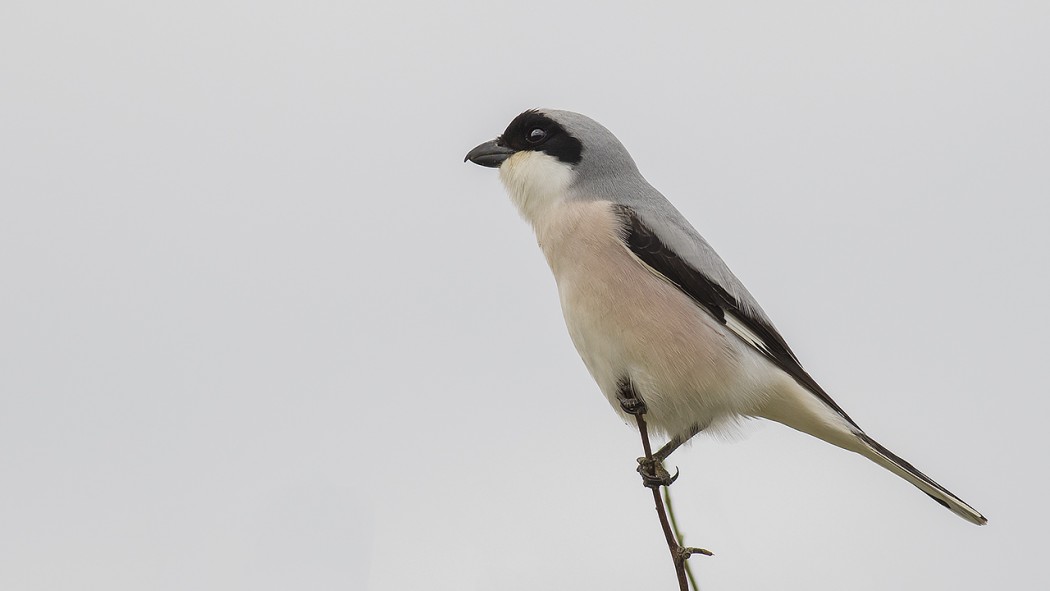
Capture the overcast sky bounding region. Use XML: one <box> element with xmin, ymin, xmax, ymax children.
<box><xmin>2</xmin><ymin>2</ymin><xmax>1048</xmax><ymax>590</ymax></box>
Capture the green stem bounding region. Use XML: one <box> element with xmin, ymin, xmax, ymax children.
<box><xmin>663</xmin><ymin>487</ymin><xmax>699</xmax><ymax>591</ymax></box>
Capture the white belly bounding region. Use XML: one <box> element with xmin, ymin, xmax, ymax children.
<box><xmin>535</xmin><ymin>200</ymin><xmax>780</xmax><ymax>439</ymax></box>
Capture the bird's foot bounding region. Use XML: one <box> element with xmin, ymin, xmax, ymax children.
<box><xmin>637</xmin><ymin>457</ymin><xmax>679</xmax><ymax>488</ymax></box>
<box><xmin>619</xmin><ymin>397</ymin><xmax>647</xmax><ymax>416</ymax></box>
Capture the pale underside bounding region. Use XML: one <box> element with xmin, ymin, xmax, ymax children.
<box><xmin>498</xmin><ymin>151</ymin><xmax>855</xmax><ymax>445</ymax></box>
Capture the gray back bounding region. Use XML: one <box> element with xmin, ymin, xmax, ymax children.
<box><xmin>543</xmin><ymin>109</ymin><xmax>770</xmax><ymax>321</ymax></box>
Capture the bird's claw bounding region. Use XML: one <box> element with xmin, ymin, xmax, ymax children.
<box><xmin>619</xmin><ymin>397</ymin><xmax>647</xmax><ymax>416</ymax></box>
<box><xmin>637</xmin><ymin>457</ymin><xmax>679</xmax><ymax>488</ymax></box>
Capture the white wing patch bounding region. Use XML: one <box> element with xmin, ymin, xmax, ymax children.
<box><xmin>725</xmin><ymin>312</ymin><xmax>773</xmax><ymax>356</ymax></box>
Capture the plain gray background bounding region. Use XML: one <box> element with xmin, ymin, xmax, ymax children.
<box><xmin>2</xmin><ymin>1</ymin><xmax>1047</xmax><ymax>589</ymax></box>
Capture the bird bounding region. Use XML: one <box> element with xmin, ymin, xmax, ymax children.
<box><xmin>464</xmin><ymin>108</ymin><xmax>986</xmax><ymax>526</ymax></box>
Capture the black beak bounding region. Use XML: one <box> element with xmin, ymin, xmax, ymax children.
<box><xmin>464</xmin><ymin>139</ymin><xmax>516</xmax><ymax>168</ymax></box>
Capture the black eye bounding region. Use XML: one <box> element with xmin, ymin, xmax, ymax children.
<box><xmin>526</xmin><ymin>127</ymin><xmax>547</xmax><ymax>143</ymax></box>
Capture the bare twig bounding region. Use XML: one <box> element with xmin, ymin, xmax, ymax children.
<box><xmin>664</xmin><ymin>487</ymin><xmax>709</xmax><ymax>590</ymax></box>
<box><xmin>631</xmin><ymin>412</ymin><xmax>712</xmax><ymax>591</ymax></box>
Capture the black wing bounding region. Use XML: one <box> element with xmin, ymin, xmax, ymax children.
<box><xmin>614</xmin><ymin>205</ymin><xmax>858</xmax><ymax>429</ymax></box>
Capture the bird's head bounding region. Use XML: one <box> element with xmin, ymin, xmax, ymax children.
<box><xmin>465</xmin><ymin>109</ymin><xmax>640</xmax><ymax>221</ymax></box>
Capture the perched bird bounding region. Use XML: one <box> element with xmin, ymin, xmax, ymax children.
<box><xmin>465</xmin><ymin>109</ymin><xmax>986</xmax><ymax>525</ymax></box>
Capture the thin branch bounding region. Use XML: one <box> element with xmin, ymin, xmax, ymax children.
<box><xmin>619</xmin><ymin>387</ymin><xmax>710</xmax><ymax>590</ymax></box>
<box><xmin>664</xmin><ymin>487</ymin><xmax>702</xmax><ymax>591</ymax></box>
<box><xmin>630</xmin><ymin>411</ymin><xmax>688</xmax><ymax>591</ymax></box>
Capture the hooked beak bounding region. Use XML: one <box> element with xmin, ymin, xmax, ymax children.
<box><xmin>464</xmin><ymin>139</ymin><xmax>517</xmax><ymax>168</ymax></box>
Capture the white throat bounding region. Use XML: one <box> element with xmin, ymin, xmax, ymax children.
<box><xmin>498</xmin><ymin>151</ymin><xmax>575</xmax><ymax>227</ymax></box>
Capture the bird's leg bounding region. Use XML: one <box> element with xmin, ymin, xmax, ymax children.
<box><xmin>653</xmin><ymin>423</ymin><xmax>705</xmax><ymax>463</ymax></box>
<box><xmin>639</xmin><ymin>435</ymin><xmax>686</xmax><ymax>487</ymax></box>
<box><xmin>613</xmin><ymin>396</ymin><xmax>646</xmax><ymax>415</ymax></box>
<box><xmin>637</xmin><ymin>457</ymin><xmax>679</xmax><ymax>488</ymax></box>
<box><xmin>617</xmin><ymin>383</ymin><xmax>680</xmax><ymax>488</ymax></box>
<box><xmin>635</xmin><ymin>425</ymin><xmax>704</xmax><ymax>488</ymax></box>
<box><xmin>616</xmin><ymin>375</ymin><xmax>649</xmax><ymax>419</ymax></box>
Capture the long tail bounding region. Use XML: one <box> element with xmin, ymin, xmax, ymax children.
<box><xmin>854</xmin><ymin>432</ymin><xmax>987</xmax><ymax>525</ymax></box>
<box><xmin>758</xmin><ymin>385</ymin><xmax>987</xmax><ymax>525</ymax></box>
